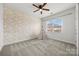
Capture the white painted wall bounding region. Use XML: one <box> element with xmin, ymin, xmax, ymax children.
<box><xmin>4</xmin><ymin>6</ymin><xmax>41</xmax><ymax>45</ymax></box>
<box><xmin>78</xmin><ymin>3</ymin><xmax>79</xmax><ymax>55</ymax></box>
<box><xmin>76</xmin><ymin>3</ymin><xmax>79</xmax><ymax>55</ymax></box>
<box><xmin>42</xmin><ymin>7</ymin><xmax>76</xmax><ymax>44</ymax></box>
<box><xmin>0</xmin><ymin>4</ymin><xmax>3</xmax><ymax>51</ymax></box>
<box><xmin>75</xmin><ymin>3</ymin><xmax>79</xmax><ymax>56</ymax></box>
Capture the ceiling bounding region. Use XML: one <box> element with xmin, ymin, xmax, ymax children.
<box><xmin>5</xmin><ymin>3</ymin><xmax>76</xmax><ymax>18</ymax></box>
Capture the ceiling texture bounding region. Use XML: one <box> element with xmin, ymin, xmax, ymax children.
<box><xmin>5</xmin><ymin>3</ymin><xmax>76</xmax><ymax>18</ymax></box>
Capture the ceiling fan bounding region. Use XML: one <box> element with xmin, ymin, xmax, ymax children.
<box><xmin>32</xmin><ymin>3</ymin><xmax>50</xmax><ymax>14</ymax></box>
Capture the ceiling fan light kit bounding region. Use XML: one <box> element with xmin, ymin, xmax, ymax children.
<box><xmin>32</xmin><ymin>3</ymin><xmax>50</xmax><ymax>14</ymax></box>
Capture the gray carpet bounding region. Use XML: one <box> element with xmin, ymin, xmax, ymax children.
<box><xmin>0</xmin><ymin>39</ymin><xmax>77</xmax><ymax>56</ymax></box>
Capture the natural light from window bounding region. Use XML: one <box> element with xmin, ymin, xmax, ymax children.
<box><xmin>46</xmin><ymin>18</ymin><xmax>63</xmax><ymax>32</ymax></box>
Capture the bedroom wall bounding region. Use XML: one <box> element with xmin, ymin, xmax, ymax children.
<box><xmin>0</xmin><ymin>4</ymin><xmax>3</xmax><ymax>51</ymax></box>
<box><xmin>76</xmin><ymin>3</ymin><xmax>79</xmax><ymax>55</ymax></box>
<box><xmin>78</xmin><ymin>3</ymin><xmax>79</xmax><ymax>55</ymax></box>
<box><xmin>41</xmin><ymin>7</ymin><xmax>76</xmax><ymax>44</ymax></box>
<box><xmin>75</xmin><ymin>3</ymin><xmax>79</xmax><ymax>55</ymax></box>
<box><xmin>4</xmin><ymin>6</ymin><xmax>41</xmax><ymax>45</ymax></box>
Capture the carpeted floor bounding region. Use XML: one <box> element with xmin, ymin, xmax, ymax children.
<box><xmin>0</xmin><ymin>39</ymin><xmax>77</xmax><ymax>56</ymax></box>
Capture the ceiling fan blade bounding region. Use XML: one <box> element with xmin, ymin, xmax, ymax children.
<box><xmin>33</xmin><ymin>9</ymin><xmax>39</xmax><ymax>12</ymax></box>
<box><xmin>42</xmin><ymin>8</ymin><xmax>50</xmax><ymax>11</ymax></box>
<box><xmin>32</xmin><ymin>4</ymin><xmax>39</xmax><ymax>8</ymax></box>
<box><xmin>42</xmin><ymin>3</ymin><xmax>47</xmax><ymax>7</ymax></box>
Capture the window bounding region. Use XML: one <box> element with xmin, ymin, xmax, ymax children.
<box><xmin>47</xmin><ymin>18</ymin><xmax>63</xmax><ymax>32</ymax></box>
